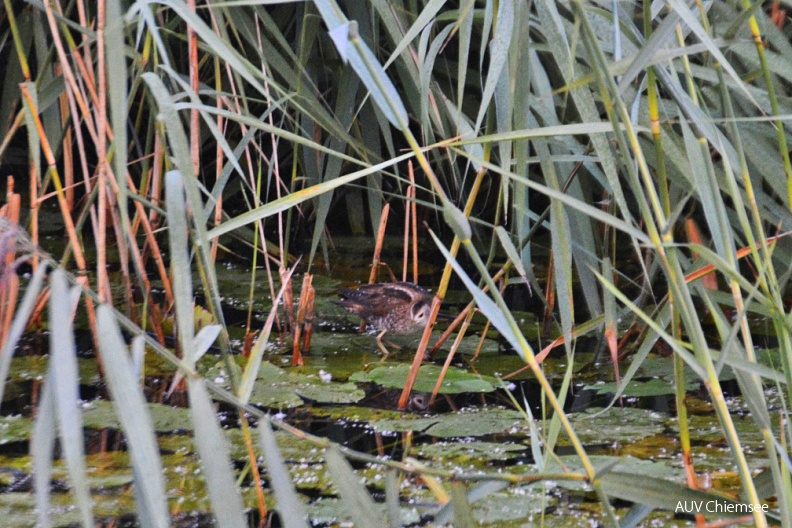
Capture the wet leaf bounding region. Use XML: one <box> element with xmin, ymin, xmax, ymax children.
<box><xmin>584</xmin><ymin>377</ymin><xmax>698</xmax><ymax>397</ymax></box>
<box><xmin>0</xmin><ymin>415</ymin><xmax>32</xmax><ymax>445</ymax></box>
<box><xmin>83</xmin><ymin>401</ymin><xmax>193</xmax><ymax>433</ymax></box>
<box><xmin>371</xmin><ymin>407</ymin><xmax>525</xmax><ymax>438</ymax></box>
<box><xmin>411</xmin><ymin>441</ymin><xmax>526</xmax><ymax>462</ymax></box>
<box><xmin>7</xmin><ymin>356</ymin><xmax>100</xmax><ymax>385</ymax></box>
<box><xmin>250</xmin><ymin>361</ymin><xmax>365</xmax><ymax>409</ymax></box>
<box><xmin>564</xmin><ymin>408</ymin><xmax>666</xmax><ymax>446</ymax></box>
<box><xmin>349</xmin><ymin>364</ymin><xmax>507</xmax><ymax>394</ymax></box>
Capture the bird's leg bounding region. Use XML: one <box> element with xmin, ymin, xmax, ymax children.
<box><xmin>376</xmin><ymin>330</ymin><xmax>391</xmax><ymax>362</ymax></box>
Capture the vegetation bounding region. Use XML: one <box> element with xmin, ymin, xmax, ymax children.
<box><xmin>1</xmin><ymin>0</ymin><xmax>792</xmax><ymax>526</ymax></box>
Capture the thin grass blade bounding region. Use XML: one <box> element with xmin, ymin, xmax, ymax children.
<box><xmin>96</xmin><ymin>305</ymin><xmax>170</xmax><ymax>527</ymax></box>
<box><xmin>0</xmin><ymin>263</ymin><xmax>46</xmax><ymax>403</ymax></box>
<box><xmin>31</xmin><ymin>382</ymin><xmax>56</xmax><ymax>528</ymax></box>
<box><xmin>48</xmin><ymin>270</ymin><xmax>93</xmax><ymax>526</ymax></box>
<box><xmin>258</xmin><ymin>418</ymin><xmax>309</xmax><ymax>528</ymax></box>
<box><xmin>324</xmin><ymin>446</ymin><xmax>381</xmax><ymax>526</ymax></box>
<box><xmin>187</xmin><ymin>377</ymin><xmax>246</xmax><ymax>528</ymax></box>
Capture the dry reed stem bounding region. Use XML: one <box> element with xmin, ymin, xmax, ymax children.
<box><xmin>43</xmin><ymin>0</ymin><xmax>98</xmax><ymax>143</ymax></box>
<box><xmin>479</xmin><ymin>278</ymin><xmax>508</xmax><ymax>361</ymax></box>
<box><xmin>400</xmin><ymin>162</ymin><xmax>419</xmax><ymax>283</ymax></box>
<box><xmin>210</xmin><ymin>16</ymin><xmax>280</xmax><ymax>331</ymax></box>
<box><xmin>19</xmin><ymin>85</ymin><xmax>87</xmax><ymax>271</ymax></box>
<box><xmin>188</xmin><ymin>0</ymin><xmax>200</xmax><ymax>176</ymax></box>
<box><xmin>426</xmin><ymin>279</ymin><xmax>508</xmax><ymax>408</ymax></box>
<box><xmin>211</xmin><ymin>195</ymin><xmax>223</xmax><ymax>263</ymax></box>
<box><xmin>252</xmin><ymin>14</ymin><xmax>287</xmax><ymax>263</ymax></box>
<box><xmin>302</xmin><ymin>285</ymin><xmax>315</xmax><ymax>353</ymax></box>
<box><xmin>403</xmin><ymin>163</ymin><xmax>414</xmax><ymax>282</ymax></box>
<box><xmin>410</xmin><ymin>176</ymin><xmax>418</xmax><ymax>283</ymax></box>
<box><xmin>56</xmin><ymin>64</ymin><xmax>74</xmax><ymax>211</ymax></box>
<box><xmin>362</xmin><ymin>203</ymin><xmax>390</xmax><ymax>334</ymax></box>
<box><xmin>0</xmin><ymin>179</ymin><xmax>21</xmax><ymax>350</ymax></box>
<box><xmin>472</xmin><ymin>320</ymin><xmax>491</xmax><ymax>361</ymax></box>
<box><xmin>280</xmin><ymin>266</ymin><xmax>295</xmax><ymax>336</ymax></box>
<box><xmin>398</xmin><ymin>167</ymin><xmax>488</xmax><ymax>410</ymax></box>
<box><xmin>428</xmin><ymin>315</ymin><xmax>473</xmax><ymax>408</ymax></box>
<box><xmin>28</xmin><ymin>142</ymin><xmax>39</xmax><ymax>271</ymax></box>
<box><xmin>96</xmin><ymin>0</ymin><xmax>110</xmax><ymax>304</ymax></box>
<box><xmin>0</xmin><ymin>111</ymin><xmax>25</xmax><ymax>161</ymax></box>
<box><xmin>239</xmin><ymin>413</ymin><xmax>268</xmax><ymax>523</ymax></box>
<box><xmin>369</xmin><ymin>203</ymin><xmax>391</xmax><ymax>284</ymax></box>
<box><xmin>429</xmin><ymin>265</ymin><xmax>510</xmax><ymax>356</ymax></box>
<box><xmin>292</xmin><ymin>274</ymin><xmax>314</xmax><ymax>366</ymax></box>
<box><xmin>127</xmin><ymin>172</ymin><xmax>174</xmax><ymax>305</ymax></box>
<box><xmin>543</xmin><ymin>251</ymin><xmax>555</xmax><ymax>333</ymax></box>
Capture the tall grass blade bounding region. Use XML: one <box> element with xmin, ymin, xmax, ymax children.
<box><xmin>258</xmin><ymin>418</ymin><xmax>309</xmax><ymax>528</ymax></box>
<box><xmin>474</xmin><ymin>0</ymin><xmax>513</xmax><ymax>132</ymax></box>
<box><xmin>434</xmin><ymin>480</ymin><xmax>509</xmax><ymax>524</ymax></box>
<box><xmin>96</xmin><ymin>306</ymin><xmax>170</xmax><ymax>527</ymax></box>
<box><xmin>237</xmin><ymin>262</ymin><xmax>298</xmax><ymax>404</ymax></box>
<box><xmin>307</xmin><ymin>68</ymin><xmax>358</xmax><ymax>270</ymax></box>
<box><xmin>600</xmin><ymin>471</ymin><xmax>779</xmax><ymax>522</ymax></box>
<box><xmin>665</xmin><ymin>0</ymin><xmax>759</xmax><ymax>108</ymax></box>
<box><xmin>31</xmin><ymin>382</ymin><xmax>56</xmax><ymax>528</ymax></box>
<box><xmin>430</xmin><ymin>230</ymin><xmax>527</xmax><ymax>359</ymax></box>
<box><xmin>47</xmin><ymin>270</ymin><xmax>94</xmax><ymax>526</ymax></box>
<box><xmin>314</xmin><ymin>0</ymin><xmax>408</xmax><ymax>128</ymax></box>
<box><xmin>144</xmin><ymin>73</ymin><xmax>230</xmax><ymax>363</ymax></box>
<box><xmin>164</xmin><ymin>170</ymin><xmax>195</xmax><ymax>365</ymax></box>
<box><xmin>187</xmin><ymin>377</ymin><xmax>247</xmax><ymax>528</ymax></box>
<box><xmin>449</xmin><ymin>482</ymin><xmax>474</xmax><ymax>528</ymax></box>
<box><xmin>0</xmin><ymin>263</ymin><xmax>46</xmax><ymax>403</ymax></box>
<box><xmin>207</xmin><ymin>149</ymin><xmax>420</xmax><ymax>240</ymax></box>
<box><xmin>324</xmin><ymin>446</ymin><xmax>381</xmax><ymax>526</ymax></box>
<box><xmin>106</xmin><ymin>0</ymin><xmax>129</xmax><ymax>227</ymax></box>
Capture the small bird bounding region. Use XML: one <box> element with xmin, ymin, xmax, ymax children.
<box><xmin>335</xmin><ymin>282</ymin><xmax>432</xmax><ymax>360</ymax></box>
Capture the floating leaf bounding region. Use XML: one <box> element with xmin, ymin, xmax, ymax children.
<box><xmin>349</xmin><ymin>364</ymin><xmax>507</xmax><ymax>394</ymax></box>
<box><xmin>411</xmin><ymin>441</ymin><xmax>525</xmax><ymax>462</ymax></box>
<box><xmin>83</xmin><ymin>401</ymin><xmax>193</xmax><ymax>433</ymax></box>
<box><xmin>584</xmin><ymin>377</ymin><xmax>699</xmax><ymax>398</ymax></box>
<box><xmin>0</xmin><ymin>415</ymin><xmax>32</xmax><ymax>445</ymax></box>
<box><xmin>371</xmin><ymin>408</ymin><xmax>524</xmax><ymax>438</ymax></box>
<box><xmin>565</xmin><ymin>408</ymin><xmax>667</xmax><ymax>446</ymax></box>
<box><xmin>250</xmin><ymin>362</ymin><xmax>365</xmax><ymax>408</ymax></box>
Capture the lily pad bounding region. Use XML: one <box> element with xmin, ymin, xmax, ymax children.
<box><xmin>309</xmin><ymin>405</ymin><xmax>412</xmax><ymax>422</ymax></box>
<box><xmin>349</xmin><ymin>364</ymin><xmax>507</xmax><ymax>394</ymax></box>
<box><xmin>0</xmin><ymin>492</ymin><xmax>82</xmax><ymax>527</ymax></box>
<box><xmin>411</xmin><ymin>441</ymin><xmax>526</xmax><ymax>461</ymax></box>
<box><xmin>83</xmin><ymin>400</ymin><xmax>193</xmax><ymax>432</ymax></box>
<box><xmin>7</xmin><ymin>356</ymin><xmax>100</xmax><ymax>385</ymax></box>
<box><xmin>306</xmin><ymin>497</ymin><xmax>422</xmax><ymax>526</ymax></box>
<box><xmin>564</xmin><ymin>407</ymin><xmax>667</xmax><ymax>446</ymax></box>
<box><xmin>250</xmin><ymin>361</ymin><xmax>365</xmax><ymax>409</ymax></box>
<box><xmin>470</xmin><ymin>489</ymin><xmax>548</xmax><ymax>523</ymax></box>
<box><xmin>0</xmin><ymin>415</ymin><xmax>32</xmax><ymax>444</ymax></box>
<box><xmin>584</xmin><ymin>377</ymin><xmax>698</xmax><ymax>397</ymax></box>
<box><xmin>371</xmin><ymin>407</ymin><xmax>525</xmax><ymax>438</ymax></box>
<box><xmin>435</xmin><ymin>334</ymin><xmax>501</xmax><ymax>356</ymax></box>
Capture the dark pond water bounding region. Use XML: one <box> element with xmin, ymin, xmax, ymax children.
<box><xmin>0</xmin><ymin>236</ymin><xmax>779</xmax><ymax>526</ymax></box>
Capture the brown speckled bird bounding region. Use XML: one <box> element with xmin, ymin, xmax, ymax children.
<box><xmin>335</xmin><ymin>282</ymin><xmax>432</xmax><ymax>359</ymax></box>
